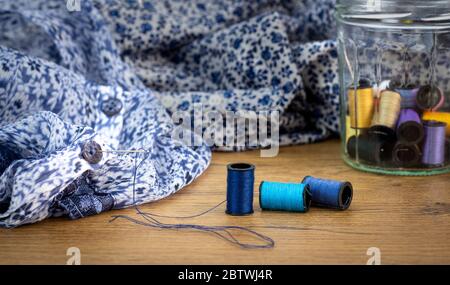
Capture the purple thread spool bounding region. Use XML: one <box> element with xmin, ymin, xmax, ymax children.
<box><xmin>422</xmin><ymin>120</ymin><xmax>447</xmax><ymax>166</ymax></box>
<box><xmin>396</xmin><ymin>109</ymin><xmax>424</xmax><ymax>144</ymax></box>
<box><xmin>396</xmin><ymin>87</ymin><xmax>419</xmax><ymax>109</ymax></box>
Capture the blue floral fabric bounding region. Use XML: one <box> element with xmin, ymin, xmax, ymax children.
<box><xmin>0</xmin><ymin>0</ymin><xmax>338</xmax><ymax>227</ymax></box>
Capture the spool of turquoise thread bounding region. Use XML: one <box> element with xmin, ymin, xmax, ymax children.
<box><xmin>259</xmin><ymin>181</ymin><xmax>312</xmax><ymax>212</ymax></box>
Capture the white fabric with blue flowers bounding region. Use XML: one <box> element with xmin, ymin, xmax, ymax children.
<box><xmin>0</xmin><ymin>0</ymin><xmax>338</xmax><ymax>228</ymax></box>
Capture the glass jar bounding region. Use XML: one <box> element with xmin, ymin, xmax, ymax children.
<box><xmin>336</xmin><ymin>0</ymin><xmax>450</xmax><ymax>175</ymax></box>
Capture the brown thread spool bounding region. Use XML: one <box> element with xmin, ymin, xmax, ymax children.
<box><xmin>446</xmin><ymin>139</ymin><xmax>450</xmax><ymax>163</ymax></box>
<box><xmin>346</xmin><ymin>134</ymin><xmax>394</xmax><ymax>164</ymax></box>
<box><xmin>348</xmin><ymin>86</ymin><xmax>374</xmax><ymax>129</ymax></box>
<box><xmin>416</xmin><ymin>85</ymin><xmax>444</xmax><ymax>111</ymax></box>
<box><xmin>392</xmin><ymin>143</ymin><xmax>421</xmax><ymax>167</ymax></box>
<box><xmin>372</xmin><ymin>90</ymin><xmax>401</xmax><ymax>129</ymax></box>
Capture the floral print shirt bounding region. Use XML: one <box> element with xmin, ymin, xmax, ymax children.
<box><xmin>0</xmin><ymin>0</ymin><xmax>338</xmax><ymax>227</ymax></box>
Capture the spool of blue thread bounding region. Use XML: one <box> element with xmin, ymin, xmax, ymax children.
<box><xmin>259</xmin><ymin>181</ymin><xmax>311</xmax><ymax>212</ymax></box>
<box><xmin>226</xmin><ymin>163</ymin><xmax>255</xmax><ymax>215</ymax></box>
<box><xmin>302</xmin><ymin>176</ymin><xmax>353</xmax><ymax>210</ymax></box>
<box><xmin>396</xmin><ymin>87</ymin><xmax>419</xmax><ymax>109</ymax></box>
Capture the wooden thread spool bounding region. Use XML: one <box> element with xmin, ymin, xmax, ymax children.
<box><xmin>348</xmin><ymin>87</ymin><xmax>374</xmax><ymax>129</ymax></box>
<box><xmin>372</xmin><ymin>90</ymin><xmax>401</xmax><ymax>129</ymax></box>
<box><xmin>422</xmin><ymin>111</ymin><xmax>450</xmax><ymax>136</ymax></box>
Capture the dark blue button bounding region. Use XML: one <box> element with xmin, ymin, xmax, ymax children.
<box><xmin>81</xmin><ymin>141</ymin><xmax>103</xmax><ymax>164</ymax></box>
<box><xmin>101</xmin><ymin>98</ymin><xmax>122</xmax><ymax>117</ymax></box>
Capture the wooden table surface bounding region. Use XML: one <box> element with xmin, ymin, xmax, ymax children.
<box><xmin>0</xmin><ymin>140</ymin><xmax>449</xmax><ymax>265</ymax></box>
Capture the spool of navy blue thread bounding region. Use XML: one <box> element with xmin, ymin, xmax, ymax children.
<box><xmin>302</xmin><ymin>176</ymin><xmax>353</xmax><ymax>210</ymax></box>
<box><xmin>226</xmin><ymin>163</ymin><xmax>255</xmax><ymax>215</ymax></box>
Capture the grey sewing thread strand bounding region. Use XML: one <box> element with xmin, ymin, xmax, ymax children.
<box><xmin>138</xmin><ymin>202</ymin><xmax>368</xmax><ymax>234</ymax></box>
<box><xmin>107</xmin><ymin>148</ymin><xmax>275</xmax><ymax>249</ymax></box>
<box><xmin>132</xmin><ymin>211</ymin><xmax>274</xmax><ymax>249</ymax></box>
<box><xmin>139</xmin><ymin>200</ymin><xmax>227</xmax><ymax>219</ymax></box>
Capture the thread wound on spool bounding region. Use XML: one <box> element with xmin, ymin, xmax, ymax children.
<box><xmin>368</xmin><ymin>125</ymin><xmax>396</xmax><ymax>141</ymax></box>
<box><xmin>348</xmin><ymin>86</ymin><xmax>374</xmax><ymax>129</ymax></box>
<box><xmin>226</xmin><ymin>163</ymin><xmax>255</xmax><ymax>215</ymax></box>
<box><xmin>372</xmin><ymin>90</ymin><xmax>401</xmax><ymax>129</ymax></box>
<box><xmin>345</xmin><ymin>115</ymin><xmax>357</xmax><ymax>142</ymax></box>
<box><xmin>259</xmin><ymin>181</ymin><xmax>311</xmax><ymax>213</ymax></box>
<box><xmin>422</xmin><ymin>120</ymin><xmax>447</xmax><ymax>166</ymax></box>
<box><xmin>396</xmin><ymin>87</ymin><xmax>419</xmax><ymax>109</ymax></box>
<box><xmin>392</xmin><ymin>143</ymin><xmax>421</xmax><ymax>167</ymax></box>
<box><xmin>302</xmin><ymin>176</ymin><xmax>353</xmax><ymax>210</ymax></box>
<box><xmin>422</xmin><ymin>111</ymin><xmax>450</xmax><ymax>136</ymax></box>
<box><xmin>416</xmin><ymin>85</ymin><xmax>444</xmax><ymax>111</ymax></box>
<box><xmin>347</xmin><ymin>124</ymin><xmax>396</xmax><ymax>164</ymax></box>
<box><xmin>357</xmin><ymin>78</ymin><xmax>373</xmax><ymax>89</ymax></box>
<box><xmin>396</xmin><ymin>109</ymin><xmax>424</xmax><ymax>144</ymax></box>
<box><xmin>447</xmin><ymin>139</ymin><xmax>450</xmax><ymax>163</ymax></box>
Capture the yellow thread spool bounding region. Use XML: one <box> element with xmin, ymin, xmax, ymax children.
<box><xmin>372</xmin><ymin>90</ymin><xmax>401</xmax><ymax>129</ymax></box>
<box><xmin>348</xmin><ymin>87</ymin><xmax>374</xmax><ymax>128</ymax></box>
<box><xmin>423</xmin><ymin>111</ymin><xmax>450</xmax><ymax>136</ymax></box>
<box><xmin>345</xmin><ymin>115</ymin><xmax>357</xmax><ymax>142</ymax></box>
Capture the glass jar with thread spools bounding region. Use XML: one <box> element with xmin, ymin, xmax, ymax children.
<box><xmin>336</xmin><ymin>0</ymin><xmax>450</xmax><ymax>175</ymax></box>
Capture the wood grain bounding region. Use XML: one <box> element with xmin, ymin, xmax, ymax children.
<box><xmin>0</xmin><ymin>140</ymin><xmax>449</xmax><ymax>264</ymax></box>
